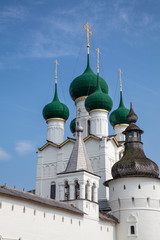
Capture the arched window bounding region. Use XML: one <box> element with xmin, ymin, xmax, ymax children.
<box><xmin>64</xmin><ymin>181</ymin><xmax>70</xmax><ymax>201</ymax></box>
<box><xmin>75</xmin><ymin>180</ymin><xmax>80</xmax><ymax>199</ymax></box>
<box><xmin>127</xmin><ymin>214</ymin><xmax>137</xmax><ymax>236</ymax></box>
<box><xmin>50</xmin><ymin>182</ymin><xmax>56</xmax><ymax>199</ymax></box>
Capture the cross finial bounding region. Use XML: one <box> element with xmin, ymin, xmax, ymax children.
<box><xmin>119</xmin><ymin>68</ymin><xmax>122</xmax><ymax>92</ymax></box>
<box><xmin>84</xmin><ymin>22</ymin><xmax>92</xmax><ymax>54</ymax></box>
<box><xmin>77</xmin><ymin>108</ymin><xmax>81</xmax><ymax>119</ymax></box>
<box><xmin>96</xmin><ymin>48</ymin><xmax>100</xmax><ymax>73</ymax></box>
<box><xmin>54</xmin><ymin>59</ymin><xmax>58</xmax><ymax>84</ymax></box>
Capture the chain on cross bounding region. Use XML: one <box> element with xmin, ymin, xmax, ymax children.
<box><xmin>84</xmin><ymin>22</ymin><xmax>92</xmax><ymax>54</ymax></box>
<box><xmin>96</xmin><ymin>48</ymin><xmax>100</xmax><ymax>73</ymax></box>
<box><xmin>77</xmin><ymin>108</ymin><xmax>81</xmax><ymax>119</ymax></box>
<box><xmin>119</xmin><ymin>68</ymin><xmax>122</xmax><ymax>92</ymax></box>
<box><xmin>54</xmin><ymin>59</ymin><xmax>58</xmax><ymax>84</ymax></box>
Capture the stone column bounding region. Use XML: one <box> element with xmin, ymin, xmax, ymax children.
<box><xmin>88</xmin><ymin>184</ymin><xmax>92</xmax><ymax>201</ymax></box>
<box><xmin>80</xmin><ymin>181</ymin><xmax>85</xmax><ymax>199</ymax></box>
<box><xmin>59</xmin><ymin>184</ymin><xmax>64</xmax><ymax>201</ymax></box>
<box><xmin>93</xmin><ymin>185</ymin><xmax>98</xmax><ymax>202</ymax></box>
<box><xmin>69</xmin><ymin>183</ymin><xmax>75</xmax><ymax>200</ymax></box>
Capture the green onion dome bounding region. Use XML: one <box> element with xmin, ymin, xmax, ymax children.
<box><xmin>70</xmin><ymin>118</ymin><xmax>76</xmax><ymax>134</ymax></box>
<box><xmin>69</xmin><ymin>54</ymin><xmax>108</xmax><ymax>101</ymax></box>
<box><xmin>109</xmin><ymin>91</ymin><xmax>129</xmax><ymax>127</ymax></box>
<box><xmin>43</xmin><ymin>83</ymin><xmax>69</xmax><ymax>121</ymax></box>
<box><xmin>85</xmin><ymin>73</ymin><xmax>113</xmax><ymax>112</ymax></box>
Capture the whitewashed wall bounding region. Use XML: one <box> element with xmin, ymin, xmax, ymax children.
<box><xmin>0</xmin><ymin>194</ymin><xmax>116</xmax><ymax>240</ymax></box>
<box><xmin>109</xmin><ymin>177</ymin><xmax>160</xmax><ymax>240</ymax></box>
<box><xmin>36</xmin><ymin>137</ymin><xmax>121</xmax><ymax>201</ymax></box>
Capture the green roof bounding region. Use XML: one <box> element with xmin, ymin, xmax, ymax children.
<box><xmin>69</xmin><ymin>54</ymin><xmax>108</xmax><ymax>101</ymax></box>
<box><xmin>43</xmin><ymin>83</ymin><xmax>69</xmax><ymax>121</ymax></box>
<box><xmin>70</xmin><ymin>118</ymin><xmax>76</xmax><ymax>134</ymax></box>
<box><xmin>85</xmin><ymin>73</ymin><xmax>113</xmax><ymax>112</ymax></box>
<box><xmin>109</xmin><ymin>91</ymin><xmax>129</xmax><ymax>126</ymax></box>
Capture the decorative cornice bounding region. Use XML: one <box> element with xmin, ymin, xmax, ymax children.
<box><xmin>39</xmin><ymin>142</ymin><xmax>58</xmax><ymax>151</ymax></box>
<box><xmin>60</xmin><ymin>138</ymin><xmax>75</xmax><ymax>147</ymax></box>
<box><xmin>84</xmin><ymin>134</ymin><xmax>101</xmax><ymax>142</ymax></box>
<box><xmin>39</xmin><ymin>138</ymin><xmax>76</xmax><ymax>151</ymax></box>
<box><xmin>75</xmin><ymin>96</ymin><xmax>87</xmax><ymax>104</ymax></box>
<box><xmin>46</xmin><ymin>118</ymin><xmax>65</xmax><ymax>123</ymax></box>
<box><xmin>114</xmin><ymin>123</ymin><xmax>128</xmax><ymax>128</ymax></box>
<box><xmin>89</xmin><ymin>109</ymin><xmax>109</xmax><ymax>114</ymax></box>
<box><xmin>110</xmin><ymin>136</ymin><xmax>119</xmax><ymax>147</ymax></box>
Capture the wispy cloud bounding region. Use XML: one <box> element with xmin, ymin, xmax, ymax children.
<box><xmin>1</xmin><ymin>5</ymin><xmax>28</xmax><ymax>20</ymax></box>
<box><xmin>0</xmin><ymin>5</ymin><xmax>28</xmax><ymax>33</ymax></box>
<box><xmin>15</xmin><ymin>140</ymin><xmax>35</xmax><ymax>155</ymax></box>
<box><xmin>1</xmin><ymin>0</ymin><xmax>160</xmax><ymax>61</ymax></box>
<box><xmin>0</xmin><ymin>148</ymin><xmax>11</xmax><ymax>161</ymax></box>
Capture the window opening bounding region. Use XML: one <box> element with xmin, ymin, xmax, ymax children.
<box><xmin>75</xmin><ymin>180</ymin><xmax>80</xmax><ymax>199</ymax></box>
<box><xmin>88</xmin><ymin>120</ymin><xmax>90</xmax><ymax>135</ymax></box>
<box><xmin>85</xmin><ymin>183</ymin><xmax>88</xmax><ymax>199</ymax></box>
<box><xmin>50</xmin><ymin>182</ymin><xmax>56</xmax><ymax>199</ymax></box>
<box><xmin>64</xmin><ymin>181</ymin><xmax>70</xmax><ymax>200</ymax></box>
<box><xmin>130</xmin><ymin>225</ymin><xmax>135</xmax><ymax>235</ymax></box>
<box><xmin>133</xmin><ymin>132</ymin><xmax>137</xmax><ymax>138</ymax></box>
<box><xmin>128</xmin><ymin>132</ymin><xmax>132</xmax><ymax>138</ymax></box>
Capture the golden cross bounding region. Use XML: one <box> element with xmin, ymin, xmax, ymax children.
<box><xmin>119</xmin><ymin>68</ymin><xmax>122</xmax><ymax>92</ymax></box>
<box><xmin>84</xmin><ymin>22</ymin><xmax>92</xmax><ymax>54</ymax></box>
<box><xmin>54</xmin><ymin>59</ymin><xmax>58</xmax><ymax>84</ymax></box>
<box><xmin>96</xmin><ymin>48</ymin><xmax>100</xmax><ymax>73</ymax></box>
<box><xmin>77</xmin><ymin>108</ymin><xmax>81</xmax><ymax>119</ymax></box>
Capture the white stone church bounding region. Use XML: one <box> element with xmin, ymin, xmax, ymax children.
<box><xmin>0</xmin><ymin>23</ymin><xmax>160</xmax><ymax>240</ymax></box>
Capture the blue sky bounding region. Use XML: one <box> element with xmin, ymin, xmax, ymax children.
<box><xmin>0</xmin><ymin>0</ymin><xmax>160</xmax><ymax>191</ymax></box>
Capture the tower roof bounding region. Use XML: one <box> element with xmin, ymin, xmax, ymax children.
<box><xmin>109</xmin><ymin>69</ymin><xmax>129</xmax><ymax>127</ymax></box>
<box><xmin>69</xmin><ymin>23</ymin><xmax>108</xmax><ymax>101</ymax></box>
<box><xmin>111</xmin><ymin>104</ymin><xmax>159</xmax><ymax>179</ymax></box>
<box><xmin>70</xmin><ymin>118</ymin><xmax>76</xmax><ymax>134</ymax></box>
<box><xmin>85</xmin><ymin>48</ymin><xmax>112</xmax><ymax>113</ymax></box>
<box><xmin>65</xmin><ymin>123</ymin><xmax>93</xmax><ymax>173</ymax></box>
<box><xmin>69</xmin><ymin>54</ymin><xmax>108</xmax><ymax>101</ymax></box>
<box><xmin>109</xmin><ymin>91</ymin><xmax>129</xmax><ymax>126</ymax></box>
<box><xmin>85</xmin><ymin>73</ymin><xmax>112</xmax><ymax>112</ymax></box>
<box><xmin>43</xmin><ymin>60</ymin><xmax>69</xmax><ymax>121</ymax></box>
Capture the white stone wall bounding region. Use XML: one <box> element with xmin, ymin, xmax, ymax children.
<box><xmin>47</xmin><ymin>119</ymin><xmax>64</xmax><ymax>144</ymax></box>
<box><xmin>90</xmin><ymin>110</ymin><xmax>108</xmax><ymax>137</ymax></box>
<box><xmin>109</xmin><ymin>177</ymin><xmax>160</xmax><ymax>240</ymax></box>
<box><xmin>36</xmin><ymin>137</ymin><xmax>121</xmax><ymax>201</ymax></box>
<box><xmin>0</xmin><ymin>194</ymin><xmax>116</xmax><ymax>240</ymax></box>
<box><xmin>35</xmin><ymin>142</ymin><xmax>74</xmax><ymax>197</ymax></box>
<box><xmin>114</xmin><ymin>125</ymin><xmax>128</xmax><ymax>142</ymax></box>
<box><xmin>57</xmin><ymin>171</ymin><xmax>100</xmax><ymax>218</ymax></box>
